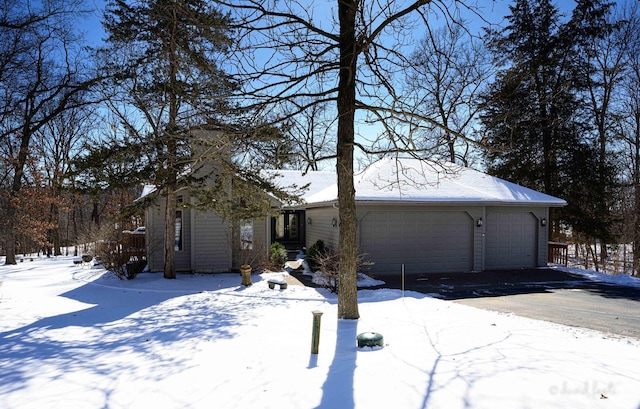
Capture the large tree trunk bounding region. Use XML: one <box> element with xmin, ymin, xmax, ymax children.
<box><xmin>336</xmin><ymin>0</ymin><xmax>359</xmax><ymax>320</ymax></box>
<box><xmin>163</xmin><ymin>10</ymin><xmax>180</xmax><ymax>280</ymax></box>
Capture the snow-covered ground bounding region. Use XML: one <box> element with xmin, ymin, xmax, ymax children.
<box><xmin>1</xmin><ymin>256</ymin><xmax>639</xmax><ymax>409</ymax></box>
<box><xmin>562</xmin><ymin>265</ymin><xmax>640</xmax><ymax>288</ymax></box>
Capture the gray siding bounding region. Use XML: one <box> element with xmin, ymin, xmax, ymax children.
<box><xmin>538</xmin><ymin>208</ymin><xmax>550</xmax><ymax>265</ymax></box>
<box><xmin>145</xmin><ymin>203</ymin><xmax>164</xmax><ymax>272</ymax></box>
<box><xmin>175</xmin><ymin>202</ymin><xmax>192</xmax><ymax>271</ymax></box>
<box><xmin>145</xmin><ymin>194</ymin><xmax>191</xmax><ymax>272</ymax></box>
<box><xmin>305</xmin><ymin>207</ymin><xmax>339</xmax><ymax>250</ymax></box>
<box><xmin>231</xmin><ymin>217</ymin><xmax>269</xmax><ymax>270</ymax></box>
<box><xmin>144</xmin><ymin>196</ymin><xmax>192</xmax><ymax>272</ymax></box>
<box><xmin>145</xmin><ymin>191</ymin><xmax>232</xmax><ymax>273</ymax></box>
<box><xmin>191</xmin><ymin>210</ymin><xmax>232</xmax><ymax>272</ymax></box>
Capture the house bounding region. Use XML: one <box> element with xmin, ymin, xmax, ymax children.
<box><xmin>142</xmin><ymin>156</ymin><xmax>567</xmax><ymax>275</ymax></box>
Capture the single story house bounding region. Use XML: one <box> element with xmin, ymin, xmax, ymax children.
<box><xmin>142</xmin><ymin>156</ymin><xmax>566</xmax><ymax>275</ymax></box>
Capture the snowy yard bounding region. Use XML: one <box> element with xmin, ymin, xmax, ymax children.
<box><xmin>1</xmin><ymin>256</ymin><xmax>639</xmax><ymax>409</ymax></box>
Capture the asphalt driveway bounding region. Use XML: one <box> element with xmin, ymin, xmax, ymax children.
<box><xmin>367</xmin><ymin>268</ymin><xmax>640</xmax><ymax>339</ymax></box>
<box><xmin>455</xmin><ymin>287</ymin><xmax>640</xmax><ymax>339</ymax></box>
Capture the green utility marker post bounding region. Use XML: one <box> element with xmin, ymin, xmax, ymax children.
<box><xmin>311</xmin><ymin>310</ymin><xmax>323</xmax><ymax>354</ymax></box>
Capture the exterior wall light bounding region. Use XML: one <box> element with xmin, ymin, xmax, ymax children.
<box><xmin>541</xmin><ymin>218</ymin><xmax>547</xmax><ymax>227</ymax></box>
<box><xmin>332</xmin><ymin>217</ymin><xmax>338</xmax><ymax>227</ymax></box>
<box><xmin>307</xmin><ymin>217</ymin><xmax>312</xmax><ymax>225</ymax></box>
<box><xmin>476</xmin><ymin>218</ymin><xmax>483</xmax><ymax>227</ymax></box>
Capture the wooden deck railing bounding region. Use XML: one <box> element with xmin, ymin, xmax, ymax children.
<box><xmin>548</xmin><ymin>242</ymin><xmax>568</xmax><ymax>266</ymax></box>
<box><xmin>123</xmin><ymin>231</ymin><xmax>146</xmax><ymax>262</ymax></box>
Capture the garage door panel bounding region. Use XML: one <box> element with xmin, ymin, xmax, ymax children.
<box><xmin>485</xmin><ymin>211</ymin><xmax>537</xmax><ymax>269</ymax></box>
<box><xmin>360</xmin><ymin>211</ymin><xmax>473</xmax><ymax>274</ymax></box>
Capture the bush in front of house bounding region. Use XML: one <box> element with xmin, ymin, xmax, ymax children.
<box><xmin>307</xmin><ymin>240</ymin><xmax>340</xmax><ymax>293</ymax></box>
<box><xmin>269</xmin><ymin>242</ymin><xmax>288</xmax><ymax>270</ymax></box>
<box><xmin>307</xmin><ymin>240</ymin><xmax>373</xmax><ymax>294</ymax></box>
<box><xmin>306</xmin><ymin>240</ymin><xmax>329</xmax><ymax>272</ymax></box>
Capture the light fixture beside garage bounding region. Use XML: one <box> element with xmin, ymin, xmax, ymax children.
<box><xmin>541</xmin><ymin>218</ymin><xmax>547</xmax><ymax>227</ymax></box>
<box><xmin>332</xmin><ymin>217</ymin><xmax>338</xmax><ymax>227</ymax></box>
<box><xmin>307</xmin><ymin>217</ymin><xmax>312</xmax><ymax>225</ymax></box>
<box><xmin>476</xmin><ymin>218</ymin><xmax>483</xmax><ymax>227</ymax></box>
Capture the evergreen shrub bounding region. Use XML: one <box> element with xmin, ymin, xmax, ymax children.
<box><xmin>269</xmin><ymin>242</ymin><xmax>288</xmax><ymax>270</ymax></box>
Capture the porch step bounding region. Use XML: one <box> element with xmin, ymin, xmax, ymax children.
<box><xmin>286</xmin><ymin>249</ymin><xmax>304</xmax><ymax>261</ymax></box>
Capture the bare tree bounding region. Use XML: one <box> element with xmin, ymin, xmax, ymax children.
<box><xmin>34</xmin><ymin>105</ymin><xmax>95</xmax><ymax>256</ymax></box>
<box><xmin>0</xmin><ymin>0</ymin><xmax>101</xmax><ymax>264</ymax></box>
<box><xmin>284</xmin><ymin>99</ymin><xmax>336</xmax><ymax>171</ymax></box>
<box><xmin>577</xmin><ymin>3</ymin><xmax>628</xmax><ymax>264</ymax></box>
<box><xmin>224</xmin><ymin>0</ymin><xmax>483</xmax><ymax>319</ymax></box>
<box><xmin>618</xmin><ymin>2</ymin><xmax>640</xmax><ymax>275</ymax></box>
<box><xmin>404</xmin><ymin>23</ymin><xmax>491</xmax><ymax>165</ymax></box>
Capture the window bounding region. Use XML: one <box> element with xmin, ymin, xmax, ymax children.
<box><xmin>240</xmin><ymin>220</ymin><xmax>253</xmax><ymax>250</ymax></box>
<box><xmin>175</xmin><ymin>210</ymin><xmax>183</xmax><ymax>251</ymax></box>
<box><xmin>275</xmin><ymin>214</ymin><xmax>285</xmax><ymax>239</ymax></box>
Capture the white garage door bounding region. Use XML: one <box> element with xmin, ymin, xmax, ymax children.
<box><xmin>359</xmin><ymin>211</ymin><xmax>473</xmax><ymax>274</ymax></box>
<box><xmin>485</xmin><ymin>210</ymin><xmax>537</xmax><ymax>269</ymax></box>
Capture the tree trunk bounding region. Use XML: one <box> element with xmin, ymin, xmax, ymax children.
<box><xmin>634</xmin><ymin>166</ymin><xmax>640</xmax><ymax>276</ymax></box>
<box><xmin>4</xmin><ymin>124</ymin><xmax>33</xmax><ymax>265</ymax></box>
<box><xmin>4</xmin><ymin>203</ymin><xmax>17</xmax><ymax>265</ymax></box>
<box><xmin>336</xmin><ymin>0</ymin><xmax>359</xmax><ymax>320</ymax></box>
<box><xmin>162</xmin><ymin>7</ymin><xmax>180</xmax><ymax>280</ymax></box>
<box><xmin>49</xmin><ymin>202</ymin><xmax>62</xmax><ymax>256</ymax></box>
<box><xmin>91</xmin><ymin>202</ymin><xmax>100</xmax><ymax>226</ymax></box>
<box><xmin>72</xmin><ymin>201</ymin><xmax>78</xmax><ymax>257</ymax></box>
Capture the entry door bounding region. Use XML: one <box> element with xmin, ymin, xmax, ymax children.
<box><xmin>272</xmin><ymin>211</ymin><xmax>304</xmax><ymax>246</ymax></box>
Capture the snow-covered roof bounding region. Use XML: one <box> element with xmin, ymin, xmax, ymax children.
<box><xmin>136</xmin><ymin>158</ymin><xmax>567</xmax><ymax>207</ymax></box>
<box><xmin>138</xmin><ymin>184</ymin><xmax>157</xmax><ymax>200</ymax></box>
<box><xmin>134</xmin><ymin>170</ymin><xmax>336</xmax><ymax>204</ymax></box>
<box><xmin>301</xmin><ymin>157</ymin><xmax>566</xmax><ymax>206</ymax></box>
<box><xmin>263</xmin><ymin>169</ymin><xmax>336</xmax><ymax>203</ymax></box>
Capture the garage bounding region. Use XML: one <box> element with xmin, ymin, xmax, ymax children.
<box><xmin>144</xmin><ymin>153</ymin><xmax>566</xmax><ymax>275</ymax></box>
<box><xmin>359</xmin><ymin>210</ymin><xmax>474</xmax><ymax>274</ymax></box>
<box><xmin>485</xmin><ymin>209</ymin><xmax>538</xmax><ymax>269</ymax></box>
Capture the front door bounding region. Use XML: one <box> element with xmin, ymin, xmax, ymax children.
<box><xmin>272</xmin><ymin>210</ymin><xmax>305</xmax><ymax>247</ymax></box>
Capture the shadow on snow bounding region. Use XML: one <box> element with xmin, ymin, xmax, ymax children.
<box><xmin>0</xmin><ymin>269</ymin><xmax>243</xmax><ymax>399</ymax></box>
